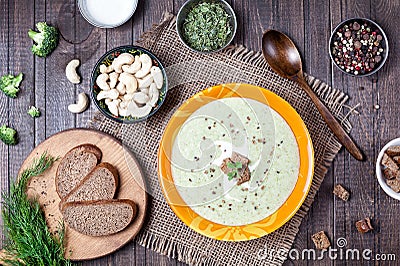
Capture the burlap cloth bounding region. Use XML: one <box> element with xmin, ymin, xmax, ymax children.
<box><xmin>89</xmin><ymin>13</ymin><xmax>354</xmax><ymax>266</ymax></box>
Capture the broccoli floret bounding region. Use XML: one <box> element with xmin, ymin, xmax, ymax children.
<box><xmin>0</xmin><ymin>73</ymin><xmax>23</xmax><ymax>98</ymax></box>
<box><xmin>0</xmin><ymin>125</ymin><xmax>18</xmax><ymax>145</ymax></box>
<box><xmin>28</xmin><ymin>22</ymin><xmax>59</xmax><ymax>57</ymax></box>
<box><xmin>28</xmin><ymin>106</ymin><xmax>41</xmax><ymax>118</ymax></box>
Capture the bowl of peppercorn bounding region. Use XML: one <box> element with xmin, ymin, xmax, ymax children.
<box><xmin>176</xmin><ymin>0</ymin><xmax>237</xmax><ymax>53</ymax></box>
<box><xmin>329</xmin><ymin>18</ymin><xmax>389</xmax><ymax>77</ymax></box>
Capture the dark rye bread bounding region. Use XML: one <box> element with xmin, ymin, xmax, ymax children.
<box><xmin>62</xmin><ymin>162</ymin><xmax>119</xmax><ymax>204</ymax></box>
<box><xmin>56</xmin><ymin>144</ymin><xmax>102</xmax><ymax>199</ymax></box>
<box><xmin>62</xmin><ymin>199</ymin><xmax>137</xmax><ymax>237</ymax></box>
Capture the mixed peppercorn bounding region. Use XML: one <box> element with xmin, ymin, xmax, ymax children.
<box><xmin>331</xmin><ymin>19</ymin><xmax>386</xmax><ymax>76</ymax></box>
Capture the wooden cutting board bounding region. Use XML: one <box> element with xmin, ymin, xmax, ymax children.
<box><xmin>4</xmin><ymin>128</ymin><xmax>148</xmax><ymax>261</ymax></box>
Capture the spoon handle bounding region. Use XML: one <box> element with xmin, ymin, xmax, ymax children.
<box><xmin>297</xmin><ymin>75</ymin><xmax>365</xmax><ymax>161</ymax></box>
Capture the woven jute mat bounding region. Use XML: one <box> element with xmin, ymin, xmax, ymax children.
<box><xmin>89</xmin><ymin>13</ymin><xmax>353</xmax><ymax>266</ymax></box>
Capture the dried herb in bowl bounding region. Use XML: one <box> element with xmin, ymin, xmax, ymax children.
<box><xmin>183</xmin><ymin>2</ymin><xmax>232</xmax><ymax>52</ymax></box>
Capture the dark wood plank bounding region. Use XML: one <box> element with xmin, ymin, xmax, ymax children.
<box><xmin>374</xmin><ymin>0</ymin><xmax>400</xmax><ymax>265</ymax></box>
<box><xmin>242</xmin><ymin>0</ymin><xmax>272</xmax><ymax>51</ymax></box>
<box><xmin>7</xmin><ymin>0</ymin><xmax>36</xmax><ymax>177</ymax></box>
<box><xmin>330</xmin><ymin>1</ymin><xmax>376</xmax><ymax>266</ymax></box>
<box><xmin>302</xmin><ymin>0</ymin><xmax>334</xmax><ymax>265</ymax></box>
<box><xmin>74</xmin><ymin>1</ymin><xmax>101</xmax><ymax>129</ymax></box>
<box><xmin>34</xmin><ymin>0</ymin><xmax>47</xmax><ymax>146</ymax></box>
<box><xmin>45</xmin><ymin>0</ymin><xmax>75</xmax><ymax>137</ymax></box>
<box><xmin>0</xmin><ymin>0</ymin><xmax>10</xmax><ymax>248</ymax></box>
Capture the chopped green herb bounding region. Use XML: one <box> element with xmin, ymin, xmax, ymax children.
<box><xmin>226</xmin><ymin>161</ymin><xmax>243</xmax><ymax>180</ymax></box>
<box><xmin>183</xmin><ymin>2</ymin><xmax>232</xmax><ymax>52</ymax></box>
<box><xmin>227</xmin><ymin>171</ymin><xmax>235</xmax><ymax>180</ymax></box>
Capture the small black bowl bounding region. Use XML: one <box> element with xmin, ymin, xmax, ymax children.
<box><xmin>91</xmin><ymin>45</ymin><xmax>168</xmax><ymax>123</ymax></box>
<box><xmin>329</xmin><ymin>18</ymin><xmax>389</xmax><ymax>77</ymax></box>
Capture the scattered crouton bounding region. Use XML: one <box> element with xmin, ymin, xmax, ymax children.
<box><xmin>387</xmin><ymin>179</ymin><xmax>400</xmax><ymax>193</ymax></box>
<box><xmin>383</xmin><ymin>168</ymin><xmax>400</xmax><ymax>180</ymax></box>
<box><xmin>382</xmin><ymin>153</ymin><xmax>399</xmax><ymax>171</ymax></box>
<box><xmin>311</xmin><ymin>231</ymin><xmax>331</xmax><ymax>250</ymax></box>
<box><xmin>386</xmin><ymin>146</ymin><xmax>400</xmax><ymax>157</ymax></box>
<box><xmin>355</xmin><ymin>218</ymin><xmax>373</xmax><ymax>233</ymax></box>
<box><xmin>393</xmin><ymin>156</ymin><xmax>400</xmax><ymax>165</ymax></box>
<box><xmin>333</xmin><ymin>184</ymin><xmax>350</xmax><ymax>201</ymax></box>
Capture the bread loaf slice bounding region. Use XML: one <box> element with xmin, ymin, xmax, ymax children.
<box><xmin>62</xmin><ymin>199</ymin><xmax>136</xmax><ymax>236</ymax></box>
<box><xmin>62</xmin><ymin>162</ymin><xmax>119</xmax><ymax>203</ymax></box>
<box><xmin>56</xmin><ymin>144</ymin><xmax>102</xmax><ymax>199</ymax></box>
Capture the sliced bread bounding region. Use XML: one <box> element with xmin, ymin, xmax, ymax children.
<box><xmin>62</xmin><ymin>199</ymin><xmax>137</xmax><ymax>236</ymax></box>
<box><xmin>55</xmin><ymin>144</ymin><xmax>102</xmax><ymax>199</ymax></box>
<box><xmin>62</xmin><ymin>162</ymin><xmax>119</xmax><ymax>203</ymax></box>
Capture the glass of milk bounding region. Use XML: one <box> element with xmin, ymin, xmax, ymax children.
<box><xmin>78</xmin><ymin>0</ymin><xmax>139</xmax><ymax>28</ymax></box>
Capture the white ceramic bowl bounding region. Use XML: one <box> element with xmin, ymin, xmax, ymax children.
<box><xmin>376</xmin><ymin>138</ymin><xmax>400</xmax><ymax>200</ymax></box>
<box><xmin>78</xmin><ymin>0</ymin><xmax>138</xmax><ymax>28</ymax></box>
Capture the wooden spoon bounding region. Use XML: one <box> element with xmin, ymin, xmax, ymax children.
<box><xmin>262</xmin><ymin>30</ymin><xmax>365</xmax><ymax>161</ymax></box>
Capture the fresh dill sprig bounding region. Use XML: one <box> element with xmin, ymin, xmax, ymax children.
<box><xmin>1</xmin><ymin>152</ymin><xmax>72</xmax><ymax>266</ymax></box>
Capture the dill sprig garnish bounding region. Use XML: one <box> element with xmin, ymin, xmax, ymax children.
<box><xmin>1</xmin><ymin>152</ymin><xmax>72</xmax><ymax>266</ymax></box>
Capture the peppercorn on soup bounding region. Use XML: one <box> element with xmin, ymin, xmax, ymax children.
<box><xmin>170</xmin><ymin>97</ymin><xmax>300</xmax><ymax>226</ymax></box>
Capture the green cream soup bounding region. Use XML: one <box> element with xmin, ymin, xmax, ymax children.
<box><xmin>171</xmin><ymin>98</ymin><xmax>300</xmax><ymax>226</ymax></box>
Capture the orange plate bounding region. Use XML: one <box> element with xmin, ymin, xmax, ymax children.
<box><xmin>158</xmin><ymin>83</ymin><xmax>314</xmax><ymax>241</ymax></box>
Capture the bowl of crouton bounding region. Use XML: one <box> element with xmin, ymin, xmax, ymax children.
<box><xmin>376</xmin><ymin>138</ymin><xmax>400</xmax><ymax>200</ymax></box>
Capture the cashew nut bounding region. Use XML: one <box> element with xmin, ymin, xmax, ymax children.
<box><xmin>122</xmin><ymin>56</ymin><xmax>141</xmax><ymax>74</ymax></box>
<box><xmin>120</xmin><ymin>101</ymin><xmax>129</xmax><ymax>109</ymax></box>
<box><xmin>68</xmin><ymin>92</ymin><xmax>88</xmax><ymax>113</ymax></box>
<box><xmin>149</xmin><ymin>83</ymin><xmax>160</xmax><ymax>107</ymax></box>
<box><xmin>135</xmin><ymin>54</ymin><xmax>152</xmax><ymax>78</ymax></box>
<box><xmin>105</xmin><ymin>98</ymin><xmax>112</xmax><ymax>105</ymax></box>
<box><xmin>107</xmin><ymin>99</ymin><xmax>120</xmax><ymax>117</ymax></box>
<box><xmin>116</xmin><ymin>82</ymin><xmax>126</xmax><ymax>95</ymax></box>
<box><xmin>66</xmin><ymin>59</ymin><xmax>81</xmax><ymax>84</ymax></box>
<box><xmin>112</xmin><ymin>53</ymin><xmax>135</xmax><ymax>73</ymax></box>
<box><xmin>137</xmin><ymin>74</ymin><xmax>154</xmax><ymax>89</ymax></box>
<box><xmin>109</xmin><ymin>72</ymin><xmax>119</xmax><ymax>89</ymax></box>
<box><xmin>119</xmin><ymin>107</ymin><xmax>129</xmax><ymax>117</ymax></box>
<box><xmin>133</xmin><ymin>92</ymin><xmax>150</xmax><ymax>105</ymax></box>
<box><xmin>123</xmin><ymin>93</ymin><xmax>134</xmax><ymax>101</ymax></box>
<box><xmin>100</xmin><ymin>64</ymin><xmax>114</xmax><ymax>74</ymax></box>
<box><xmin>97</xmin><ymin>89</ymin><xmax>119</xmax><ymax>101</ymax></box>
<box><xmin>151</xmin><ymin>66</ymin><xmax>163</xmax><ymax>89</ymax></box>
<box><xmin>140</xmin><ymin>88</ymin><xmax>149</xmax><ymax>95</ymax></box>
<box><xmin>96</xmin><ymin>73</ymin><xmax>111</xmax><ymax>91</ymax></box>
<box><xmin>127</xmin><ymin>101</ymin><xmax>153</xmax><ymax>118</ymax></box>
<box><xmin>119</xmin><ymin>72</ymin><xmax>138</xmax><ymax>94</ymax></box>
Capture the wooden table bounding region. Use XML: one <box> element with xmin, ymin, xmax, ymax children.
<box><xmin>0</xmin><ymin>0</ymin><xmax>399</xmax><ymax>265</ymax></box>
